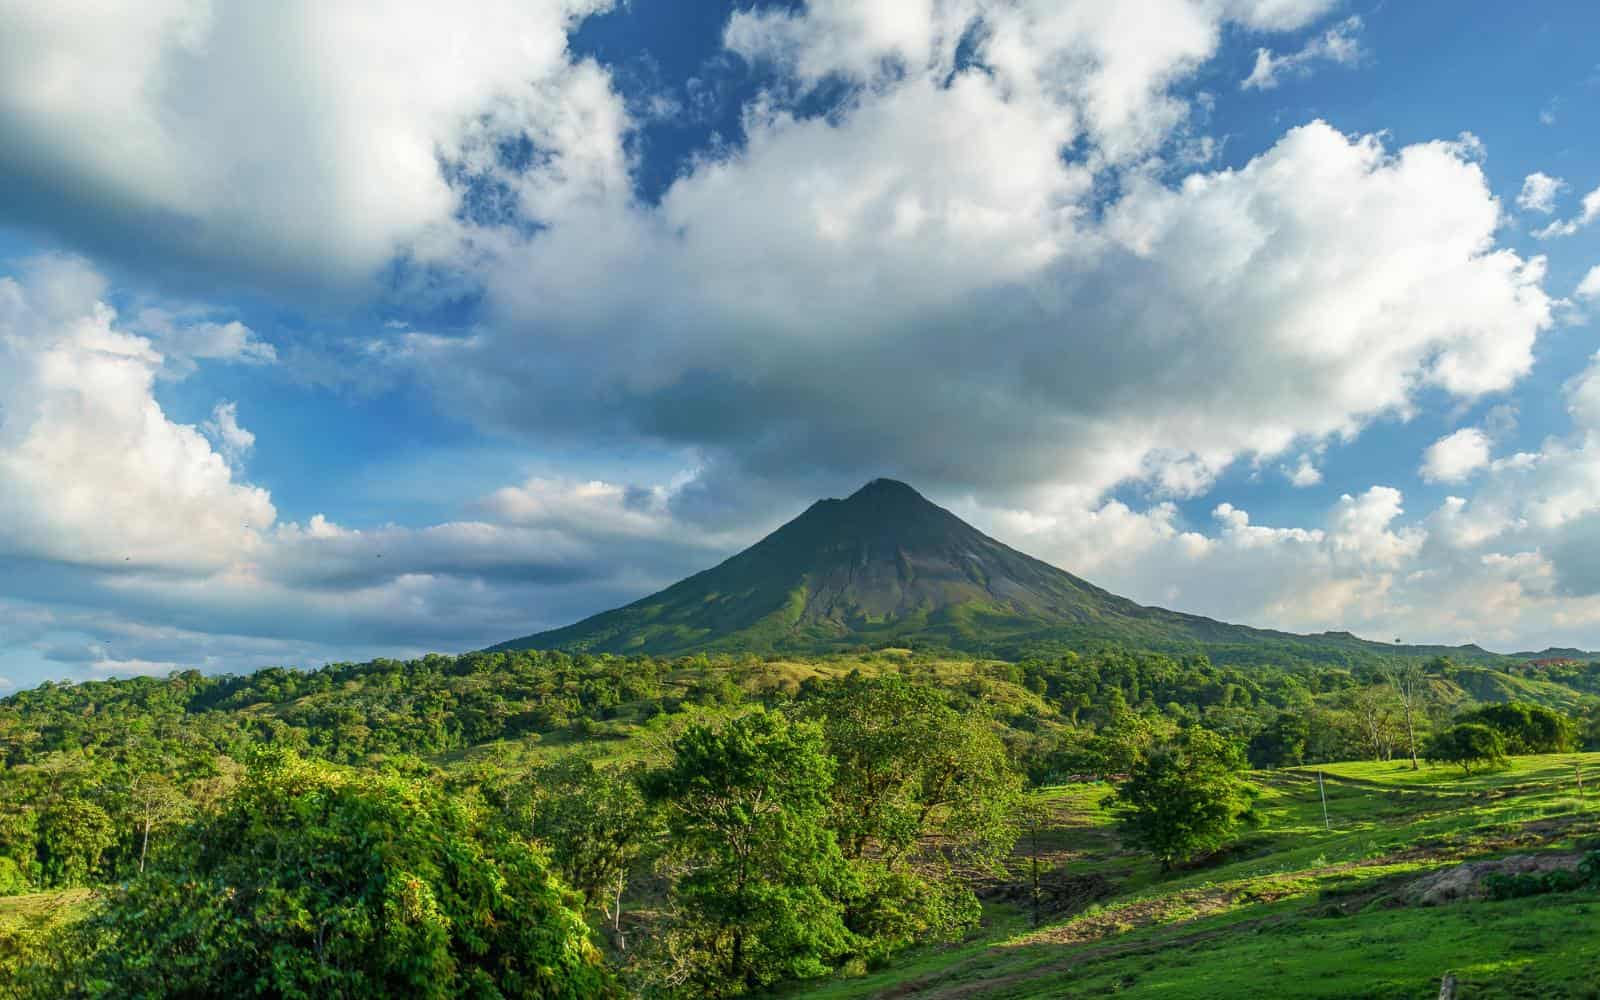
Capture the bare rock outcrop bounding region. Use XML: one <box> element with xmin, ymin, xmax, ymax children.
<box><xmin>1405</xmin><ymin>853</ymin><xmax>1581</xmax><ymax>906</ymax></box>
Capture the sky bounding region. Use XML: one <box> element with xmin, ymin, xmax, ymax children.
<box><xmin>3</xmin><ymin>0</ymin><xmax>1600</xmax><ymax>690</ymax></box>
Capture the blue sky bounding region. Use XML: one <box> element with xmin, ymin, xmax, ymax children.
<box><xmin>3</xmin><ymin>0</ymin><xmax>1600</xmax><ymax>689</ymax></box>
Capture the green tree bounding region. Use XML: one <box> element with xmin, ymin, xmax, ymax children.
<box><xmin>644</xmin><ymin>708</ymin><xmax>855</xmax><ymax>996</ymax></box>
<box><xmin>522</xmin><ymin>756</ymin><xmax>656</xmax><ymax>947</ymax></box>
<box><xmin>1425</xmin><ymin>722</ymin><xmax>1508</xmax><ymax>774</ymax></box>
<box><xmin>1109</xmin><ymin>728</ymin><xmax>1254</xmax><ymax>872</ymax></box>
<box><xmin>1456</xmin><ymin>701</ymin><xmax>1576</xmax><ymax>755</ymax></box>
<box><xmin>125</xmin><ymin>771</ymin><xmax>189</xmax><ymax>874</ymax></box>
<box><xmin>803</xmin><ymin>674</ymin><xmax>1021</xmax><ymax>867</ymax></box>
<box><xmin>43</xmin><ymin>749</ymin><xmax>613</xmax><ymax>998</ymax></box>
<box><xmin>1247</xmin><ymin>712</ymin><xmax>1308</xmax><ymax>768</ymax></box>
<box><xmin>1346</xmin><ymin>684</ymin><xmax>1403</xmax><ymax>762</ymax></box>
<box><xmin>35</xmin><ymin>799</ymin><xmax>115</xmax><ymax>888</ymax></box>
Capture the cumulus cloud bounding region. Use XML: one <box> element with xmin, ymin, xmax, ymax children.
<box><xmin>0</xmin><ymin>256</ymin><xmax>764</xmax><ymax>683</ymax></box>
<box><xmin>937</xmin><ymin>348</ymin><xmax>1600</xmax><ymax>650</ymax></box>
<box><xmin>8</xmin><ymin>1</ymin><xmax>1599</xmax><ymax>680</ymax></box>
<box><xmin>0</xmin><ymin>473</ymin><xmax>752</xmax><ymax>683</ymax></box>
<box><xmin>417</xmin><ymin>119</ymin><xmax>1549</xmax><ymax>511</ymax></box>
<box><xmin>1420</xmin><ymin>428</ymin><xmax>1492</xmax><ymax>484</ymax></box>
<box><xmin>958</xmin><ymin>471</ymin><xmax>1600</xmax><ymax>652</ymax></box>
<box><xmin>0</xmin><ymin>0</ymin><xmax>623</xmax><ymax>293</ymax></box>
<box><xmin>1516</xmin><ymin>172</ymin><xmax>1567</xmax><ymax>214</ymax></box>
<box><xmin>962</xmin><ymin>485</ymin><xmax>1433</xmax><ymax>639</ymax></box>
<box><xmin>130</xmin><ymin>307</ymin><xmax>276</xmax><ymax>376</ymax></box>
<box><xmin>1241</xmin><ymin>15</ymin><xmax>1363</xmax><ymax>91</ymax></box>
<box><xmin>1535</xmin><ymin>183</ymin><xmax>1600</xmax><ymax>238</ymax></box>
<box><xmin>203</xmin><ymin>402</ymin><xmax>255</xmax><ymax>467</ymax></box>
<box><xmin>724</xmin><ymin>0</ymin><xmax>1339</xmax><ymax>164</ymax></box>
<box><xmin>1576</xmin><ymin>266</ymin><xmax>1600</xmax><ymax>302</ymax></box>
<box><xmin>1283</xmin><ymin>454</ymin><xmax>1323</xmax><ymax>487</ymax></box>
<box><xmin>0</xmin><ymin>255</ymin><xmax>274</xmax><ymax>571</ymax></box>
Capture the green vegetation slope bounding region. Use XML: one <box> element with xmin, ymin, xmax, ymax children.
<box><xmin>494</xmin><ymin>479</ymin><xmax>1563</xmax><ymax>667</ymax></box>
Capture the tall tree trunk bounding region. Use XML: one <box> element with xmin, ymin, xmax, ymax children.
<box><xmin>1403</xmin><ymin>700</ymin><xmax>1420</xmax><ymax>771</ymax></box>
<box><xmin>611</xmin><ymin>873</ymin><xmax>626</xmax><ymax>951</ymax></box>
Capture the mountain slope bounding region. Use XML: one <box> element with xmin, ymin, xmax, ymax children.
<box><xmin>493</xmin><ymin>479</ymin><xmax>1523</xmax><ymax>665</ymax></box>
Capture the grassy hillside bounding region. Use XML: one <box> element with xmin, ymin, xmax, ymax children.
<box><xmin>799</xmin><ymin>754</ymin><xmax>1600</xmax><ymax>999</ymax></box>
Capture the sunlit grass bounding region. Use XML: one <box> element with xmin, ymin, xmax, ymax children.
<box><xmin>795</xmin><ymin>751</ymin><xmax>1600</xmax><ymax>999</ymax></box>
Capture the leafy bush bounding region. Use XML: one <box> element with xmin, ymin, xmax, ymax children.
<box><xmin>0</xmin><ymin>857</ymin><xmax>29</xmax><ymax>896</ymax></box>
<box><xmin>1456</xmin><ymin>701</ymin><xmax>1577</xmax><ymax>755</ymax></box>
<box><xmin>1424</xmin><ymin>723</ymin><xmax>1507</xmax><ymax>774</ymax></box>
<box><xmin>30</xmin><ymin>749</ymin><xmax>613</xmax><ymax>999</ymax></box>
<box><xmin>1109</xmin><ymin>727</ymin><xmax>1256</xmax><ymax>871</ymax></box>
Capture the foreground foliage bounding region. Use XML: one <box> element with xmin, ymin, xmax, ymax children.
<box><xmin>4</xmin><ymin>646</ymin><xmax>1600</xmax><ymax>995</ymax></box>
<box><xmin>19</xmin><ymin>751</ymin><xmax>611</xmax><ymax>999</ymax></box>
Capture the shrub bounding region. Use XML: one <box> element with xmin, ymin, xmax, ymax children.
<box><xmin>1424</xmin><ymin>723</ymin><xmax>1507</xmax><ymax>774</ymax></box>
<box><xmin>1456</xmin><ymin>702</ymin><xmax>1577</xmax><ymax>754</ymax></box>
<box><xmin>1482</xmin><ymin>852</ymin><xmax>1600</xmax><ymax>901</ymax></box>
<box><xmin>34</xmin><ymin>750</ymin><xmax>613</xmax><ymax>999</ymax></box>
<box><xmin>1109</xmin><ymin>728</ymin><xmax>1255</xmax><ymax>871</ymax></box>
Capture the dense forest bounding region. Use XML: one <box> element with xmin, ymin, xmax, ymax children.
<box><xmin>3</xmin><ymin>646</ymin><xmax>1598</xmax><ymax>996</ymax></box>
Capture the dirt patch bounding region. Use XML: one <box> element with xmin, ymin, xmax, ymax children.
<box><xmin>1403</xmin><ymin>852</ymin><xmax>1583</xmax><ymax>906</ymax></box>
<box><xmin>987</xmin><ymin>872</ymin><xmax>1117</xmax><ymax>919</ymax></box>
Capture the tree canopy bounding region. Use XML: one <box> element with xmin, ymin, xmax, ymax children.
<box><xmin>644</xmin><ymin>709</ymin><xmax>855</xmax><ymax>996</ymax></box>
<box><xmin>1110</xmin><ymin>728</ymin><xmax>1256</xmax><ymax>871</ymax></box>
<box><xmin>38</xmin><ymin>749</ymin><xmax>613</xmax><ymax>999</ymax></box>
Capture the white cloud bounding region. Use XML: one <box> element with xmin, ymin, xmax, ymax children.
<box><xmin>0</xmin><ymin>254</ymin><xmax>773</xmax><ymax>683</ymax></box>
<box><xmin>12</xmin><ymin>1</ymin><xmax>1600</xmax><ymax>677</ymax></box>
<box><xmin>1535</xmin><ymin>183</ymin><xmax>1600</xmax><ymax>238</ymax></box>
<box><xmin>0</xmin><ymin>0</ymin><xmax>624</xmax><ymax>292</ymax></box>
<box><xmin>0</xmin><ymin>255</ymin><xmax>275</xmax><ymax>572</ymax></box>
<box><xmin>957</xmin><ymin>469</ymin><xmax>1600</xmax><ymax>652</ymax></box>
<box><xmin>948</xmin><ymin>346</ymin><xmax>1600</xmax><ymax>649</ymax></box>
<box><xmin>1576</xmin><ymin>266</ymin><xmax>1600</xmax><ymax>301</ymax></box>
<box><xmin>1241</xmin><ymin>15</ymin><xmax>1364</xmax><ymax>91</ymax></box>
<box><xmin>203</xmin><ymin>402</ymin><xmax>255</xmax><ymax>467</ymax></box>
<box><xmin>130</xmin><ymin>308</ymin><xmax>276</xmax><ymax>376</ymax></box>
<box><xmin>727</xmin><ymin>0</ymin><xmax>1337</xmax><ymax>166</ymax></box>
<box><xmin>1284</xmin><ymin>454</ymin><xmax>1323</xmax><ymax>487</ymax></box>
<box><xmin>1516</xmin><ymin>172</ymin><xmax>1567</xmax><ymax>214</ymax></box>
<box><xmin>426</xmin><ymin>117</ymin><xmax>1550</xmax><ymax>511</ymax></box>
<box><xmin>968</xmin><ymin>485</ymin><xmax>1433</xmax><ymax>640</ymax></box>
<box><xmin>1420</xmin><ymin>428</ymin><xmax>1492</xmax><ymax>483</ymax></box>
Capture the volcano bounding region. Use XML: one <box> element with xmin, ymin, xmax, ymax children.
<box><xmin>492</xmin><ymin>479</ymin><xmax>1505</xmax><ymax>665</ymax></box>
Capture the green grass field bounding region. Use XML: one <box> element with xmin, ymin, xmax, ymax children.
<box><xmin>792</xmin><ymin>753</ymin><xmax>1600</xmax><ymax>999</ymax></box>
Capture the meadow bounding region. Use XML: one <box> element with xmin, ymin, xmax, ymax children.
<box><xmin>797</xmin><ymin>753</ymin><xmax>1600</xmax><ymax>999</ymax></box>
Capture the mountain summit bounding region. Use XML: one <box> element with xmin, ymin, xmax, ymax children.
<box><xmin>493</xmin><ymin>480</ymin><xmax>1501</xmax><ymax>664</ymax></box>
